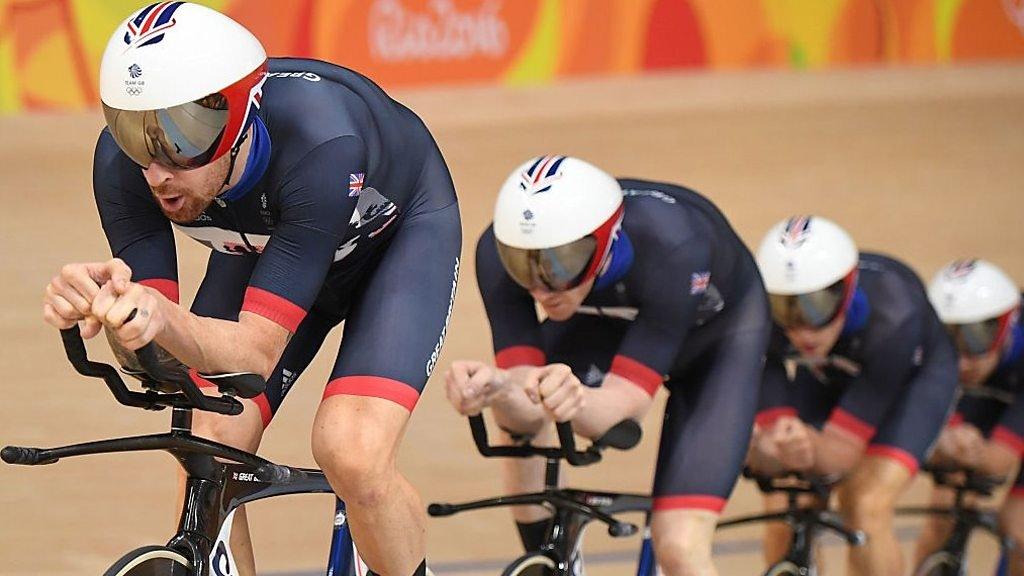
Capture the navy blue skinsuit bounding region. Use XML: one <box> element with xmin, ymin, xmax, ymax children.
<box><xmin>93</xmin><ymin>58</ymin><xmax>462</xmax><ymax>425</ymax></box>
<box><xmin>477</xmin><ymin>179</ymin><xmax>772</xmax><ymax>513</ymax></box>
<box><xmin>756</xmin><ymin>254</ymin><xmax>960</xmax><ymax>473</ymax></box>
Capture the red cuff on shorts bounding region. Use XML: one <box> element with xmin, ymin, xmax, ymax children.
<box><xmin>494</xmin><ymin>346</ymin><xmax>546</xmax><ymax>369</ymax></box>
<box><xmin>865</xmin><ymin>444</ymin><xmax>919</xmax><ymax>475</ymax></box>
<box><xmin>653</xmin><ymin>495</ymin><xmax>726</xmax><ymax>513</ymax></box>
<box><xmin>755</xmin><ymin>407</ymin><xmax>798</xmax><ymax>428</ymax></box>
<box><xmin>827</xmin><ymin>408</ymin><xmax>875</xmax><ymax>444</ymax></box>
<box><xmin>1011</xmin><ymin>486</ymin><xmax>1024</xmax><ymax>499</ymax></box>
<box><xmin>323</xmin><ymin>376</ymin><xmax>420</xmax><ymax>412</ymax></box>
<box><xmin>139</xmin><ymin>278</ymin><xmax>179</xmax><ymax>304</ymax></box>
<box><xmin>188</xmin><ymin>369</ymin><xmax>272</xmax><ymax>428</ymax></box>
<box><xmin>991</xmin><ymin>426</ymin><xmax>1024</xmax><ymax>457</ymax></box>
<box><xmin>241</xmin><ymin>287</ymin><xmax>306</xmax><ymax>333</ymax></box>
<box><xmin>947</xmin><ymin>412</ymin><xmax>965</xmax><ymax>428</ymax></box>
<box><xmin>609</xmin><ymin>355</ymin><xmax>663</xmax><ymax>396</ymax></box>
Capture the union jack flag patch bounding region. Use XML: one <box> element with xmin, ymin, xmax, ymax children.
<box><xmin>690</xmin><ymin>271</ymin><xmax>711</xmax><ymax>295</ymax></box>
<box><xmin>349</xmin><ymin>173</ymin><xmax>364</xmax><ymax>197</ymax></box>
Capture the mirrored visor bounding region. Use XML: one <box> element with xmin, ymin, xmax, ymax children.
<box><xmin>769</xmin><ymin>278</ymin><xmax>847</xmax><ymax>329</ymax></box>
<box><xmin>102</xmin><ymin>93</ymin><xmax>229</xmax><ymax>169</ymax></box>
<box><xmin>946</xmin><ymin>318</ymin><xmax>1003</xmax><ymax>357</ymax></box>
<box><xmin>496</xmin><ymin>236</ymin><xmax>598</xmax><ymax>292</ymax></box>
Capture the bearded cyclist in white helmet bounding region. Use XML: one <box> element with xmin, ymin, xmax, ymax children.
<box><xmin>913</xmin><ymin>259</ymin><xmax>1024</xmax><ymax>573</ymax></box>
<box><xmin>445</xmin><ymin>156</ymin><xmax>772</xmax><ymax>575</ymax></box>
<box><xmin>41</xmin><ymin>3</ymin><xmax>461</xmax><ymax>574</ymax></box>
<box><xmin>747</xmin><ymin>216</ymin><xmax>959</xmax><ymax>576</ymax></box>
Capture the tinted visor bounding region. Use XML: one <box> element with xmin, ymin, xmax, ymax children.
<box><xmin>496</xmin><ymin>236</ymin><xmax>597</xmax><ymax>291</ymax></box>
<box><xmin>102</xmin><ymin>93</ymin><xmax>229</xmax><ymax>169</ymax></box>
<box><xmin>769</xmin><ymin>278</ymin><xmax>847</xmax><ymax>329</ymax></box>
<box><xmin>946</xmin><ymin>319</ymin><xmax>1003</xmax><ymax>357</ymax></box>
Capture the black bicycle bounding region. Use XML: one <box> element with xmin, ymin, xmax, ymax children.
<box><xmin>717</xmin><ymin>470</ymin><xmax>865</xmax><ymax>576</ymax></box>
<box><xmin>2</xmin><ymin>325</ymin><xmax>367</xmax><ymax>575</ymax></box>
<box><xmin>901</xmin><ymin>465</ymin><xmax>1012</xmax><ymax>576</ymax></box>
<box><xmin>428</xmin><ymin>412</ymin><xmax>654</xmax><ymax>575</ymax></box>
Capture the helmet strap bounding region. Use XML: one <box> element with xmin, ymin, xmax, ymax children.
<box><xmin>219</xmin><ymin>130</ymin><xmax>250</xmax><ymax>194</ymax></box>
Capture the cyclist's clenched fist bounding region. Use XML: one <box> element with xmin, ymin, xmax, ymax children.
<box><xmin>43</xmin><ymin>258</ymin><xmax>132</xmax><ymax>338</ymax></box>
<box><xmin>523</xmin><ymin>364</ymin><xmax>585</xmax><ymax>423</ymax></box>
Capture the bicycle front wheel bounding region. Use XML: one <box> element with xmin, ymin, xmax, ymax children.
<box><xmin>913</xmin><ymin>552</ymin><xmax>964</xmax><ymax>576</ymax></box>
<box><xmin>104</xmin><ymin>546</ymin><xmax>194</xmax><ymax>576</ymax></box>
<box><xmin>502</xmin><ymin>551</ymin><xmax>559</xmax><ymax>576</ymax></box>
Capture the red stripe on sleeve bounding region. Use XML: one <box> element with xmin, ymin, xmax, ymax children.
<box><xmin>865</xmin><ymin>445</ymin><xmax>919</xmax><ymax>475</ymax></box>
<box><xmin>495</xmin><ymin>346</ymin><xmax>546</xmax><ymax>369</ymax></box>
<box><xmin>652</xmin><ymin>495</ymin><xmax>726</xmax><ymax>513</ymax></box>
<box><xmin>323</xmin><ymin>376</ymin><xmax>420</xmax><ymax>412</ymax></box>
<box><xmin>826</xmin><ymin>408</ymin><xmax>875</xmax><ymax>443</ymax></box>
<box><xmin>139</xmin><ymin>278</ymin><xmax>179</xmax><ymax>304</ymax></box>
<box><xmin>241</xmin><ymin>287</ymin><xmax>306</xmax><ymax>333</ymax></box>
<box><xmin>609</xmin><ymin>355</ymin><xmax>663</xmax><ymax>396</ymax></box>
<box><xmin>992</xmin><ymin>426</ymin><xmax>1024</xmax><ymax>457</ymax></box>
<box><xmin>755</xmin><ymin>407</ymin><xmax>798</xmax><ymax>428</ymax></box>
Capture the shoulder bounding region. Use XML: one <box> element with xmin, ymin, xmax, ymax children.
<box><xmin>617</xmin><ymin>179</ymin><xmax>715</xmax><ymax>252</ymax></box>
<box><xmin>859</xmin><ymin>252</ymin><xmax>932</xmax><ymax>335</ymax></box>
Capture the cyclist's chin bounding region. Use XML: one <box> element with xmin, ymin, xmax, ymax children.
<box><xmin>162</xmin><ymin>197</ymin><xmax>212</xmax><ymax>224</ymax></box>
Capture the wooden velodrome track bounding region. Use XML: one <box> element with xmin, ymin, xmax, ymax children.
<box><xmin>2</xmin><ymin>64</ymin><xmax>1024</xmax><ymax>575</ymax></box>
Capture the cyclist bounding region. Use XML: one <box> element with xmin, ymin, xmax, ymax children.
<box><xmin>912</xmin><ymin>258</ymin><xmax>1023</xmax><ymax>572</ymax></box>
<box><xmin>747</xmin><ymin>216</ymin><xmax>959</xmax><ymax>576</ymax></box>
<box><xmin>40</xmin><ymin>4</ymin><xmax>460</xmax><ymax>575</ymax></box>
<box><xmin>445</xmin><ymin>156</ymin><xmax>771</xmax><ymax>575</ymax></box>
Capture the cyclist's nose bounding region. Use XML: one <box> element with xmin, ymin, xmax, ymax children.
<box><xmin>143</xmin><ymin>161</ymin><xmax>174</xmax><ymax>187</ymax></box>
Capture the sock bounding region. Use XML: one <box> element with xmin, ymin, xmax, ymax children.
<box><xmin>516</xmin><ymin>518</ymin><xmax>551</xmax><ymax>552</ymax></box>
<box><xmin>366</xmin><ymin>559</ymin><xmax>427</xmax><ymax>576</ymax></box>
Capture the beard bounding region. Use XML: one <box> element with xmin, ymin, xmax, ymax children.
<box><xmin>149</xmin><ymin>156</ymin><xmax>229</xmax><ymax>223</ymax></box>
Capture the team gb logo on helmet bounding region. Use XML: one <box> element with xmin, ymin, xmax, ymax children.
<box><xmin>123</xmin><ymin>1</ymin><xmax>185</xmax><ymax>49</ymax></box>
<box><xmin>944</xmin><ymin>258</ymin><xmax>979</xmax><ymax>281</ymax></box>
<box><xmin>780</xmin><ymin>215</ymin><xmax>813</xmax><ymax>248</ymax></box>
<box><xmin>519</xmin><ymin>155</ymin><xmax>566</xmax><ymax>195</ymax></box>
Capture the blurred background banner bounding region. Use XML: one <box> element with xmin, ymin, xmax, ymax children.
<box><xmin>3</xmin><ymin>0</ymin><xmax>1024</xmax><ymax>112</ymax></box>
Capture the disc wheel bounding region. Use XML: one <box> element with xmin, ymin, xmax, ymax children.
<box><xmin>104</xmin><ymin>546</ymin><xmax>194</xmax><ymax>576</ymax></box>
<box><xmin>501</xmin><ymin>551</ymin><xmax>559</xmax><ymax>576</ymax></box>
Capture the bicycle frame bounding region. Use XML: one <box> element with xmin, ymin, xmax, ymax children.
<box><xmin>2</xmin><ymin>327</ymin><xmax>363</xmax><ymax>576</ymax></box>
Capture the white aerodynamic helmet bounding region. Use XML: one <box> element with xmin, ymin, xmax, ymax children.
<box><xmin>99</xmin><ymin>2</ymin><xmax>267</xmax><ymax>169</ymax></box>
<box><xmin>493</xmin><ymin>155</ymin><xmax>624</xmax><ymax>291</ymax></box>
<box><xmin>756</xmin><ymin>216</ymin><xmax>859</xmax><ymax>329</ymax></box>
<box><xmin>928</xmin><ymin>259</ymin><xmax>1020</xmax><ymax>356</ymax></box>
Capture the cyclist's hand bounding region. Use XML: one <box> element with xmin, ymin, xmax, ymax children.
<box><xmin>935</xmin><ymin>424</ymin><xmax>983</xmax><ymax>469</ymax></box>
<box><xmin>773</xmin><ymin>416</ymin><xmax>814</xmax><ymax>471</ymax></box>
<box><xmin>91</xmin><ymin>279</ymin><xmax>164</xmax><ymax>351</ymax></box>
<box><xmin>445</xmin><ymin>360</ymin><xmax>502</xmax><ymax>416</ymax></box>
<box><xmin>43</xmin><ymin>259</ymin><xmax>132</xmax><ymax>338</ymax></box>
<box><xmin>524</xmin><ymin>364</ymin><xmax>585</xmax><ymax>423</ymax></box>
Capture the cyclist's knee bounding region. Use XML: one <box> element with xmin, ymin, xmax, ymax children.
<box><xmin>651</xmin><ymin>509</ymin><xmax>717</xmax><ymax>576</ymax></box>
<box><xmin>839</xmin><ymin>480</ymin><xmax>898</xmax><ymax>529</ymax></box>
<box><xmin>311</xmin><ymin>396</ymin><xmax>407</xmax><ymax>506</ymax></box>
<box><xmin>1001</xmin><ymin>496</ymin><xmax>1024</xmax><ymax>545</ymax></box>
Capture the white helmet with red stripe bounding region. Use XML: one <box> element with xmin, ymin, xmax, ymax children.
<box><xmin>929</xmin><ymin>259</ymin><xmax>1019</xmax><ymax>324</ymax></box>
<box><xmin>493</xmin><ymin>156</ymin><xmax>624</xmax><ymax>291</ymax></box>
<box><xmin>756</xmin><ymin>216</ymin><xmax>860</xmax><ymax>329</ymax></box>
<box><xmin>99</xmin><ymin>2</ymin><xmax>267</xmax><ymax>169</ymax></box>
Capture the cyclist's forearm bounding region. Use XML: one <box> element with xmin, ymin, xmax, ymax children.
<box><xmin>154</xmin><ymin>295</ymin><xmax>288</xmax><ymax>377</ymax></box>
<box><xmin>574</xmin><ymin>374</ymin><xmax>652</xmax><ymax>439</ymax></box>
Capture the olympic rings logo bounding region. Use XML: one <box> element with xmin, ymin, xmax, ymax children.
<box><xmin>125</xmin><ymin>87</ymin><xmax>142</xmax><ymax>96</ymax></box>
